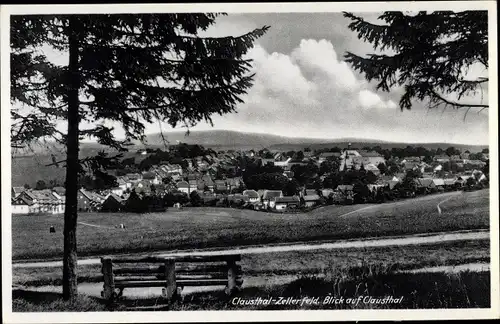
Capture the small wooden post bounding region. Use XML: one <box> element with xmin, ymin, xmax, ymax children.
<box><xmin>163</xmin><ymin>258</ymin><xmax>177</xmax><ymax>300</ymax></box>
<box><xmin>101</xmin><ymin>257</ymin><xmax>115</xmax><ymax>301</ymax></box>
<box><xmin>225</xmin><ymin>260</ymin><xmax>237</xmax><ymax>295</ymax></box>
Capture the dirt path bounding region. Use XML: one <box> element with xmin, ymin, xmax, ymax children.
<box><xmin>77</xmin><ymin>221</ymin><xmax>117</xmax><ymax>229</ymax></box>
<box><xmin>339</xmin><ymin>191</ymin><xmax>462</xmax><ymax>218</ymax></box>
<box><xmin>13</xmin><ymin>229</ymin><xmax>489</xmax><ymax>269</ymax></box>
<box><xmin>436</xmin><ymin>192</ymin><xmax>462</xmax><ymax>214</ymax></box>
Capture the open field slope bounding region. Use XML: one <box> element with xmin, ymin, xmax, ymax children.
<box><xmin>12</xmin><ymin>190</ymin><xmax>489</xmax><ymax>260</ymax></box>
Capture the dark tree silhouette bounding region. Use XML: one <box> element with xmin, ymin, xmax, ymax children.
<box><xmin>11</xmin><ymin>13</ymin><xmax>268</xmax><ymax>299</ymax></box>
<box><xmin>344</xmin><ymin>11</ymin><xmax>488</xmax><ymax>117</ymax></box>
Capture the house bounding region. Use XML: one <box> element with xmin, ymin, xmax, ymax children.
<box><xmin>336</xmin><ymin>185</ymin><xmax>354</xmax><ymax>195</ymax></box>
<box><xmin>228</xmin><ymin>194</ymin><xmax>249</xmax><ymax>205</ymax></box>
<box><xmin>443</xmin><ymin>178</ymin><xmax>458</xmax><ymax>190</ymax></box>
<box><xmin>15</xmin><ymin>189</ymin><xmax>64</xmax><ymax>214</ymax></box>
<box><xmin>364</xmin><ymin>163</ymin><xmax>380</xmax><ymax>175</ymax></box>
<box><xmin>403</xmin><ymin>156</ymin><xmax>421</xmax><ymax>163</ymax></box>
<box><xmin>367</xmin><ymin>184</ymin><xmax>386</xmax><ymax>193</ymax></box>
<box><xmin>142</xmin><ymin>172</ymin><xmax>161</xmax><ymax>185</ymax></box>
<box><xmin>431</xmin><ymin>178</ymin><xmax>445</xmax><ymax>191</ymax></box>
<box><xmin>116</xmin><ymin>177</ymin><xmax>131</xmax><ymax>189</ymax></box>
<box><xmin>111</xmin><ymin>187</ymin><xmax>124</xmax><ymax>196</ymax></box>
<box><xmin>334</xmin><ymin>185</ymin><xmax>354</xmax><ymax>204</ymax></box>
<box><xmin>78</xmin><ymin>189</ymin><xmax>106</xmax><ymax>212</ymax></box>
<box><xmin>274</xmin><ymin>196</ymin><xmax>301</xmax><ymax>211</ymax></box>
<box><xmin>101</xmin><ymin>193</ymin><xmax>126</xmax><ymax>212</ymax></box>
<box><xmin>126</xmin><ymin>173</ymin><xmax>142</xmax><ymax>184</ymax></box>
<box><xmin>318</xmin><ymin>152</ymin><xmax>342</xmax><ymax>164</ymax></box>
<box><xmin>226</xmin><ymin>177</ymin><xmax>243</xmax><ymax>191</ymax></box>
<box><xmin>434</xmin><ymin>155</ymin><xmax>450</xmax><ymax>163</ymax></box>
<box><xmin>12</xmin><ymin>186</ymin><xmax>26</xmax><ymax>199</ymax></box>
<box><xmin>467</xmin><ymin>160</ymin><xmax>486</xmax><ymax>167</ymax></box>
<box><xmin>321</xmin><ymin>188</ymin><xmax>334</xmax><ymax>198</ymax></box>
<box><xmin>416</xmin><ymin>178</ymin><xmax>436</xmax><ymax>193</ymax></box>
<box><xmin>134</xmin><ymin>180</ymin><xmax>153</xmax><ymax>195</ymax></box>
<box><xmin>243</xmin><ymin>190</ymin><xmax>260</xmax><ymax>203</ymax></box>
<box><xmin>176</xmin><ymin>180</ymin><xmax>190</xmax><ymax>194</ymax></box>
<box><xmin>200</xmin><ymin>174</ymin><xmax>215</xmax><ymax>192</ymax></box>
<box><xmin>262</xmin><ymin>190</ymin><xmax>283</xmax><ymax>208</ymax></box>
<box><xmin>274</xmin><ymin>157</ymin><xmax>293</xmax><ymax>168</ymax></box>
<box><xmin>358</xmin><ymin>150</ymin><xmax>385</xmax><ymax>166</ymax></box>
<box><xmin>11</xmin><ymin>195</ymin><xmax>31</xmax><ymax>214</ymax></box>
<box><xmin>303</xmin><ymin>194</ymin><xmax>321</xmax><ymax>207</ymax></box>
<box><xmin>52</xmin><ymin>186</ymin><xmax>66</xmax><ymax>196</ymax></box>
<box><xmin>456</xmin><ymin>175</ymin><xmax>474</xmax><ymax>187</ymax></box>
<box><xmin>214</xmin><ymin>180</ymin><xmax>228</xmax><ymax>192</ymax></box>
<box><xmin>450</xmin><ymin>155</ymin><xmax>462</xmax><ymax>162</ymax></box>
<box><xmin>188</xmin><ymin>180</ymin><xmax>198</xmax><ymax>193</ymax></box>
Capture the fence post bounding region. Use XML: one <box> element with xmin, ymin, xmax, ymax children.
<box><xmin>225</xmin><ymin>260</ymin><xmax>237</xmax><ymax>295</ymax></box>
<box><xmin>163</xmin><ymin>258</ymin><xmax>177</xmax><ymax>300</ymax></box>
<box><xmin>101</xmin><ymin>257</ymin><xmax>115</xmax><ymax>301</ymax></box>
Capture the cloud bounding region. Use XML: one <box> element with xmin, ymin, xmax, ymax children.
<box><xmin>358</xmin><ymin>90</ymin><xmax>398</xmax><ymax>110</ymax></box>
<box><xmin>290</xmin><ymin>39</ymin><xmax>359</xmax><ymax>90</ymax></box>
<box><xmin>202</xmin><ymin>38</ymin><xmax>488</xmax><ymax>144</ymax></box>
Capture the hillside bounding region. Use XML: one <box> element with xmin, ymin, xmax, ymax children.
<box><xmin>138</xmin><ymin>130</ymin><xmax>332</xmax><ymax>150</ymax></box>
<box><xmin>140</xmin><ymin>130</ymin><xmax>487</xmax><ymax>152</ymax></box>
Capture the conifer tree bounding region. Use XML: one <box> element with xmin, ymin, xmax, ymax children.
<box><xmin>344</xmin><ymin>11</ymin><xmax>488</xmax><ymax>115</ymax></box>
<box><xmin>10</xmin><ymin>13</ymin><xmax>269</xmax><ymax>299</ymax></box>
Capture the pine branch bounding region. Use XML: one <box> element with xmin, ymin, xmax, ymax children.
<box><xmin>430</xmin><ymin>89</ymin><xmax>489</xmax><ymax>109</ymax></box>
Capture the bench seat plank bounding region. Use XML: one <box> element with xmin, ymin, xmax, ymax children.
<box><xmin>115</xmin><ymin>278</ymin><xmax>243</xmax><ymax>288</ymax></box>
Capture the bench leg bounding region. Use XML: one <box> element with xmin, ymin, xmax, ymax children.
<box><xmin>163</xmin><ymin>259</ymin><xmax>177</xmax><ymax>301</ymax></box>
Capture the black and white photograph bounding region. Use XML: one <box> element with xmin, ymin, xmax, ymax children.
<box><xmin>1</xmin><ymin>1</ymin><xmax>498</xmax><ymax>322</ymax></box>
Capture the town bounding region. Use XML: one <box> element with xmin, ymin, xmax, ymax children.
<box><xmin>11</xmin><ymin>143</ymin><xmax>489</xmax><ymax>215</ymax></box>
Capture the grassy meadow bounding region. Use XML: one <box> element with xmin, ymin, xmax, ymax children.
<box><xmin>13</xmin><ymin>269</ymin><xmax>490</xmax><ymax>311</ymax></box>
<box><xmin>12</xmin><ymin>190</ymin><xmax>489</xmax><ymax>260</ymax></box>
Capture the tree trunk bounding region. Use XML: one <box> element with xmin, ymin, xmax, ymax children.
<box><xmin>63</xmin><ymin>16</ymin><xmax>81</xmax><ymax>301</ymax></box>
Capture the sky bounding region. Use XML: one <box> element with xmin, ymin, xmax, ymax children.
<box><xmin>36</xmin><ymin>12</ymin><xmax>490</xmax><ymax>144</ymax></box>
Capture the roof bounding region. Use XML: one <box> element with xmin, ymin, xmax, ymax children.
<box><xmin>142</xmin><ymin>172</ymin><xmax>157</xmax><ymax>179</ymax></box>
<box><xmin>106</xmin><ymin>193</ymin><xmax>125</xmax><ymax>203</ymax></box>
<box><xmin>388</xmin><ymin>180</ymin><xmax>400</xmax><ymax>189</ymax></box>
<box><xmin>304</xmin><ymin>194</ymin><xmax>321</xmax><ymax>201</ymax></box>
<box><xmin>176</xmin><ymin>180</ymin><xmax>189</xmax><ymax>188</ymax></box>
<box><xmin>432</xmin><ymin>179</ymin><xmax>445</xmax><ymax>186</ymax></box>
<box><xmin>262</xmin><ymin>190</ymin><xmax>283</xmax><ymax>200</ymax></box>
<box><xmin>12</xmin><ymin>187</ymin><xmax>25</xmax><ymax>194</ymax></box>
<box><xmin>336</xmin><ymin>185</ymin><xmax>353</xmax><ymax>191</ymax></box>
<box><xmin>358</xmin><ymin>150</ymin><xmax>382</xmax><ymax>158</ymax></box>
<box><xmin>319</xmin><ymin>152</ymin><xmax>341</xmax><ymax>158</ymax></box>
<box><xmin>275</xmin><ymin>196</ymin><xmax>300</xmax><ymax>203</ymax></box>
<box><xmin>365</xmin><ymin>163</ymin><xmax>379</xmax><ymax>171</ymax></box>
<box><xmin>126</xmin><ymin>173</ymin><xmax>142</xmax><ymax>180</ymax></box>
<box><xmin>434</xmin><ymin>155</ymin><xmax>450</xmax><ymax>160</ymax></box>
<box><xmin>417</xmin><ymin>178</ymin><xmax>434</xmax><ymax>187</ymax></box>
<box><xmin>444</xmin><ymin>179</ymin><xmax>457</xmax><ymax>185</ymax></box>
<box><xmin>305</xmin><ymin>189</ymin><xmax>317</xmax><ymax>196</ymax></box>
<box><xmin>13</xmin><ymin>195</ymin><xmax>34</xmax><ymax>206</ymax></box>
<box><xmin>243</xmin><ymin>190</ymin><xmax>259</xmax><ymax>198</ymax></box>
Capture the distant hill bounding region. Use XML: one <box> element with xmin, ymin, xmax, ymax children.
<box><xmin>141</xmin><ymin>130</ymin><xmax>487</xmax><ymax>152</ymax></box>
<box><xmin>138</xmin><ymin>130</ymin><xmax>333</xmax><ymax>150</ymax></box>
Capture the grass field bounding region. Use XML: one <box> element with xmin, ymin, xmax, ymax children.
<box><xmin>12</xmin><ymin>189</ymin><xmax>489</xmax><ymax>260</ymax></box>
<box><xmin>13</xmin><ymin>269</ymin><xmax>490</xmax><ymax>311</ymax></box>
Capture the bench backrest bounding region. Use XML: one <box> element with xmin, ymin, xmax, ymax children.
<box><xmin>101</xmin><ymin>254</ymin><xmax>242</xmax><ymax>300</ymax></box>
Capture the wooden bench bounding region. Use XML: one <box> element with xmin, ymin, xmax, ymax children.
<box><xmin>100</xmin><ymin>254</ymin><xmax>243</xmax><ymax>301</ymax></box>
